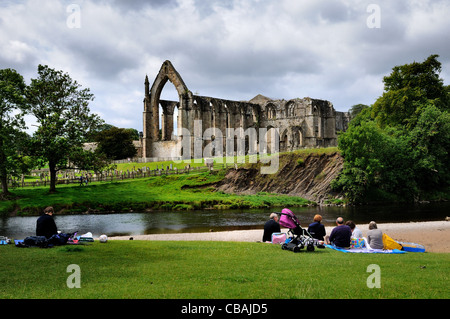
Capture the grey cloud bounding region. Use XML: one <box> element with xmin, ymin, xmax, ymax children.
<box><xmin>98</xmin><ymin>0</ymin><xmax>177</xmax><ymax>11</ymax></box>
<box><xmin>68</xmin><ymin>43</ymin><xmax>139</xmax><ymax>79</ymax></box>
<box><xmin>316</xmin><ymin>1</ymin><xmax>352</xmax><ymax>23</ymax></box>
<box><xmin>1</xmin><ymin>0</ymin><xmax>449</xmax><ymax>132</ymax></box>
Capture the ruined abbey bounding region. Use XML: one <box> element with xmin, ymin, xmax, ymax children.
<box><xmin>141</xmin><ymin>60</ymin><xmax>350</xmax><ymax>160</ymax></box>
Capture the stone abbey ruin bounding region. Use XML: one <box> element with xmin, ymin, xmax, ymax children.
<box><xmin>141</xmin><ymin>60</ymin><xmax>350</xmax><ymax>160</ymax></box>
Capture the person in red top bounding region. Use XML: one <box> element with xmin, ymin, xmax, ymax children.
<box><xmin>307</xmin><ymin>214</ymin><xmax>326</xmax><ymax>241</ymax></box>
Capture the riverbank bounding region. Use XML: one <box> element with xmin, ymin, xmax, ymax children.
<box><xmin>110</xmin><ymin>220</ymin><xmax>450</xmax><ymax>253</ymax></box>
<box><xmin>3</xmin><ymin>147</ymin><xmax>450</xmax><ymax>216</ymax></box>
<box><xmin>0</xmin><ymin>171</ymin><xmax>315</xmax><ymax>216</ymax></box>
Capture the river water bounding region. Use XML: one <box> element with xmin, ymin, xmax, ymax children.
<box><xmin>1</xmin><ymin>201</ymin><xmax>448</xmax><ymax>239</ymax></box>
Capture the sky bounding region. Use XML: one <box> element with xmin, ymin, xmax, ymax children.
<box><xmin>1</xmin><ymin>0</ymin><xmax>449</xmax><ymax>134</ymax></box>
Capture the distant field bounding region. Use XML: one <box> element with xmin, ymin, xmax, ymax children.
<box><xmin>2</xmin><ymin>148</ymin><xmax>341</xmax><ymax>216</ymax></box>
<box><xmin>0</xmin><ymin>171</ymin><xmax>313</xmax><ymax>216</ymax></box>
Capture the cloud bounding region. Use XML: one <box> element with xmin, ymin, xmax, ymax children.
<box><xmin>0</xmin><ymin>0</ymin><xmax>449</xmax><ymax>133</ymax></box>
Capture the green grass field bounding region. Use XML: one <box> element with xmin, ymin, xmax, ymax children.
<box><xmin>2</xmin><ymin>147</ymin><xmax>448</xmax><ymax>301</ymax></box>
<box><xmin>1</xmin><ymin>170</ymin><xmax>313</xmax><ymax>216</ymax></box>
<box><xmin>18</xmin><ymin>147</ymin><xmax>340</xmax><ymax>181</ymax></box>
<box><xmin>2</xmin><ymin>148</ymin><xmax>345</xmax><ymax>216</ymax></box>
<box><xmin>0</xmin><ymin>240</ymin><xmax>448</xmax><ymax>299</ymax></box>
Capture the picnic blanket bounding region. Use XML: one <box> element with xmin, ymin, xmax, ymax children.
<box><xmin>397</xmin><ymin>242</ymin><xmax>426</xmax><ymax>253</ymax></box>
<box><xmin>13</xmin><ymin>232</ymin><xmax>90</xmax><ymax>248</ymax></box>
<box><xmin>324</xmin><ymin>235</ymin><xmax>428</xmax><ymax>254</ymax></box>
<box><xmin>326</xmin><ymin>244</ymin><xmax>406</xmax><ymax>254</ymax></box>
<box><xmin>326</xmin><ymin>236</ymin><xmax>406</xmax><ymax>254</ymax></box>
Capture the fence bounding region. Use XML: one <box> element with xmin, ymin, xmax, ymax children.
<box><xmin>8</xmin><ymin>162</ymin><xmax>243</xmax><ymax>189</ymax></box>
<box><xmin>112</xmin><ymin>157</ymin><xmax>183</xmax><ymax>164</ymax></box>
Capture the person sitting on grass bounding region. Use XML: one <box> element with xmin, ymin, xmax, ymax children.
<box><xmin>345</xmin><ymin>220</ymin><xmax>363</xmax><ymax>238</ymax></box>
<box><xmin>36</xmin><ymin>206</ymin><xmax>58</xmax><ymax>239</ymax></box>
<box><xmin>326</xmin><ymin>217</ymin><xmax>352</xmax><ymax>248</ymax></box>
<box><xmin>262</xmin><ymin>213</ymin><xmax>281</xmax><ymax>242</ymax></box>
<box><xmin>367</xmin><ymin>221</ymin><xmax>384</xmax><ymax>250</ymax></box>
<box><xmin>308</xmin><ymin>214</ymin><xmax>326</xmax><ymax>241</ymax></box>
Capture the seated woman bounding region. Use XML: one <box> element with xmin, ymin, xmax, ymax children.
<box><xmin>307</xmin><ymin>214</ymin><xmax>326</xmax><ymax>241</ymax></box>
<box><xmin>345</xmin><ymin>220</ymin><xmax>363</xmax><ymax>238</ymax></box>
<box><xmin>367</xmin><ymin>221</ymin><xmax>384</xmax><ymax>249</ymax></box>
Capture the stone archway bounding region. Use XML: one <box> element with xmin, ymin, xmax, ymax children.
<box><xmin>280</xmin><ymin>128</ymin><xmax>290</xmax><ymax>152</ymax></box>
<box><xmin>292</xmin><ymin>125</ymin><xmax>304</xmax><ymax>148</ymax></box>
<box><xmin>149</xmin><ymin>60</ymin><xmax>190</xmax><ymax>141</ymax></box>
<box><xmin>159</xmin><ymin>100</ymin><xmax>178</xmax><ymax>141</ymax></box>
<box><xmin>143</xmin><ymin>61</ymin><xmax>192</xmax><ymax>157</ymax></box>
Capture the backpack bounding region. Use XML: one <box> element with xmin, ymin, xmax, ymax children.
<box><xmin>23</xmin><ymin>236</ymin><xmax>50</xmax><ymax>248</ymax></box>
<box><xmin>48</xmin><ymin>233</ymin><xmax>73</xmax><ymax>246</ymax></box>
<box><xmin>382</xmin><ymin>233</ymin><xmax>403</xmax><ymax>250</ymax></box>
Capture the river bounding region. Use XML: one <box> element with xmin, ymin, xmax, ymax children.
<box><xmin>1</xmin><ymin>201</ymin><xmax>448</xmax><ymax>239</ymax></box>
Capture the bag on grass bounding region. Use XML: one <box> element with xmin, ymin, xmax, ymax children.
<box><xmin>271</xmin><ymin>233</ymin><xmax>287</xmax><ymax>244</ymax></box>
<box><xmin>77</xmin><ymin>232</ymin><xmax>94</xmax><ymax>242</ymax></box>
<box><xmin>0</xmin><ymin>236</ymin><xmax>9</xmax><ymax>245</ymax></box>
<box><xmin>48</xmin><ymin>233</ymin><xmax>73</xmax><ymax>246</ymax></box>
<box><xmin>382</xmin><ymin>233</ymin><xmax>403</xmax><ymax>251</ymax></box>
<box><xmin>23</xmin><ymin>236</ymin><xmax>49</xmax><ymax>248</ymax></box>
<box><xmin>350</xmin><ymin>237</ymin><xmax>365</xmax><ymax>249</ymax></box>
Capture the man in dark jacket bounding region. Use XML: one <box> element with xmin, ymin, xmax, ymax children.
<box><xmin>327</xmin><ymin>217</ymin><xmax>352</xmax><ymax>248</ymax></box>
<box><xmin>36</xmin><ymin>206</ymin><xmax>58</xmax><ymax>239</ymax></box>
<box><xmin>262</xmin><ymin>213</ymin><xmax>281</xmax><ymax>242</ymax></box>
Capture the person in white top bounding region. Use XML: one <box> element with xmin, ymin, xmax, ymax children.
<box><xmin>345</xmin><ymin>220</ymin><xmax>363</xmax><ymax>238</ymax></box>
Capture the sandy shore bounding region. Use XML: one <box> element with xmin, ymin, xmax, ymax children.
<box><xmin>110</xmin><ymin>220</ymin><xmax>450</xmax><ymax>253</ymax></box>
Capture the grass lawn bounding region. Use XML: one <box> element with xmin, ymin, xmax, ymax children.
<box><xmin>1</xmin><ymin>170</ymin><xmax>313</xmax><ymax>216</ymax></box>
<box><xmin>0</xmin><ymin>240</ymin><xmax>448</xmax><ymax>299</ymax></box>
<box><xmin>2</xmin><ymin>148</ymin><xmax>344</xmax><ymax>215</ymax></box>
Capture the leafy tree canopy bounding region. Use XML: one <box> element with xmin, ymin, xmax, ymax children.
<box><xmin>0</xmin><ymin>68</ymin><xmax>28</xmax><ymax>197</ymax></box>
<box><xmin>372</xmin><ymin>54</ymin><xmax>449</xmax><ymax>129</ymax></box>
<box><xmin>349</xmin><ymin>104</ymin><xmax>369</xmax><ymax>118</ymax></box>
<box><xmin>27</xmin><ymin>65</ymin><xmax>104</xmax><ymax>193</ymax></box>
<box><xmin>94</xmin><ymin>126</ymin><xmax>137</xmax><ymax>160</ymax></box>
<box><xmin>333</xmin><ymin>55</ymin><xmax>450</xmax><ymax>203</ymax></box>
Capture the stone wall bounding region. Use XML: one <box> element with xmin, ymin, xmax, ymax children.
<box><xmin>142</xmin><ymin>60</ymin><xmax>350</xmax><ymax>160</ymax></box>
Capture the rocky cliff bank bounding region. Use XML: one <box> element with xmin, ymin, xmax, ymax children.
<box><xmin>215</xmin><ymin>151</ymin><xmax>344</xmax><ymax>204</ymax></box>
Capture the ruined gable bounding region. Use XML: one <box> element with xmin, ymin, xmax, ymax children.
<box><xmin>141</xmin><ymin>61</ymin><xmax>350</xmax><ymax>160</ymax></box>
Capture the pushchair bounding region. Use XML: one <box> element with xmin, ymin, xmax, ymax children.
<box><xmin>278</xmin><ymin>208</ymin><xmax>325</xmax><ymax>252</ymax></box>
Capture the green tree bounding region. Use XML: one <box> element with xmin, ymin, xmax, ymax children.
<box><xmin>332</xmin><ymin>120</ymin><xmax>414</xmax><ymax>202</ymax></box>
<box><xmin>69</xmin><ymin>146</ymin><xmax>116</xmax><ymax>176</ymax></box>
<box><xmin>0</xmin><ymin>69</ymin><xmax>27</xmax><ymax>198</ymax></box>
<box><xmin>124</xmin><ymin>128</ymin><xmax>140</xmax><ymax>141</ymax></box>
<box><xmin>372</xmin><ymin>54</ymin><xmax>448</xmax><ymax>129</ymax></box>
<box><xmin>4</xmin><ymin>131</ymin><xmax>38</xmax><ymax>181</ymax></box>
<box><xmin>349</xmin><ymin>104</ymin><xmax>369</xmax><ymax>118</ymax></box>
<box><xmin>408</xmin><ymin>104</ymin><xmax>450</xmax><ymax>191</ymax></box>
<box><xmin>94</xmin><ymin>126</ymin><xmax>137</xmax><ymax>160</ymax></box>
<box><xmin>334</xmin><ymin>56</ymin><xmax>450</xmax><ymax>203</ymax></box>
<box><xmin>27</xmin><ymin>65</ymin><xmax>104</xmax><ymax>193</ymax></box>
<box><xmin>85</xmin><ymin>123</ymin><xmax>115</xmax><ymax>142</ymax></box>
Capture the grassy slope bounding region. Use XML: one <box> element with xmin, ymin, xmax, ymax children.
<box><xmin>2</xmin><ymin>148</ymin><xmax>342</xmax><ymax>215</ymax></box>
<box><xmin>1</xmin><ymin>170</ymin><xmax>313</xmax><ymax>216</ymax></box>
<box><xmin>0</xmin><ymin>240</ymin><xmax>448</xmax><ymax>299</ymax></box>
<box><xmin>3</xmin><ymin>146</ymin><xmax>450</xmax><ymax>214</ymax></box>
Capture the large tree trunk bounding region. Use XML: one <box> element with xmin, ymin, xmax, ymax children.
<box><xmin>49</xmin><ymin>160</ymin><xmax>57</xmax><ymax>193</ymax></box>
<box><xmin>0</xmin><ymin>140</ymin><xmax>11</xmax><ymax>198</ymax></box>
<box><xmin>0</xmin><ymin>174</ymin><xmax>10</xmax><ymax>198</ymax></box>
